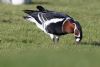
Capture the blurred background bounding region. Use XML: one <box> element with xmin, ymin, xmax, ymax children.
<box><xmin>0</xmin><ymin>0</ymin><xmax>100</xmax><ymax>67</ymax></box>
<box><xmin>0</xmin><ymin>0</ymin><xmax>32</xmax><ymax>5</ymax></box>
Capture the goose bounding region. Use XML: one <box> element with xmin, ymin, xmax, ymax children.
<box><xmin>23</xmin><ymin>6</ymin><xmax>83</xmax><ymax>43</ymax></box>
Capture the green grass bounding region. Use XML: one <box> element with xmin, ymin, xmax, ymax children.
<box><xmin>0</xmin><ymin>0</ymin><xmax>100</xmax><ymax>67</ymax></box>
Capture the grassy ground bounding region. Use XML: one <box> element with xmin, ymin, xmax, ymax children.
<box><xmin>0</xmin><ymin>0</ymin><xmax>100</xmax><ymax>67</ymax></box>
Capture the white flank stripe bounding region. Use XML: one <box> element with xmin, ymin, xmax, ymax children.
<box><xmin>41</xmin><ymin>14</ymin><xmax>46</xmax><ymax>22</ymax></box>
<box><xmin>38</xmin><ymin>13</ymin><xmax>46</xmax><ymax>23</ymax></box>
<box><xmin>38</xmin><ymin>13</ymin><xmax>43</xmax><ymax>23</ymax></box>
<box><xmin>45</xmin><ymin>18</ymin><xmax>64</xmax><ymax>27</ymax></box>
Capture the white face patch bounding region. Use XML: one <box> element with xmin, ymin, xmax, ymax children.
<box><xmin>73</xmin><ymin>23</ymin><xmax>80</xmax><ymax>37</ymax></box>
<box><xmin>76</xmin><ymin>38</ymin><xmax>80</xmax><ymax>42</ymax></box>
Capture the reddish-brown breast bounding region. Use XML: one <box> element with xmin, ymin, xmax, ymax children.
<box><xmin>63</xmin><ymin>20</ymin><xmax>75</xmax><ymax>33</ymax></box>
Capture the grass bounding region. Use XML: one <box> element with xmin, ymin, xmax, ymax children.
<box><xmin>0</xmin><ymin>0</ymin><xmax>100</xmax><ymax>67</ymax></box>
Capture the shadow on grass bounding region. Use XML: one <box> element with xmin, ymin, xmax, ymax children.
<box><xmin>1</xmin><ymin>19</ymin><xmax>12</xmax><ymax>23</ymax></box>
<box><xmin>80</xmin><ymin>41</ymin><xmax>100</xmax><ymax>46</ymax></box>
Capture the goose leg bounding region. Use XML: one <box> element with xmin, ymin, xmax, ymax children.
<box><xmin>49</xmin><ymin>34</ymin><xmax>59</xmax><ymax>43</ymax></box>
<box><xmin>53</xmin><ymin>35</ymin><xmax>59</xmax><ymax>43</ymax></box>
